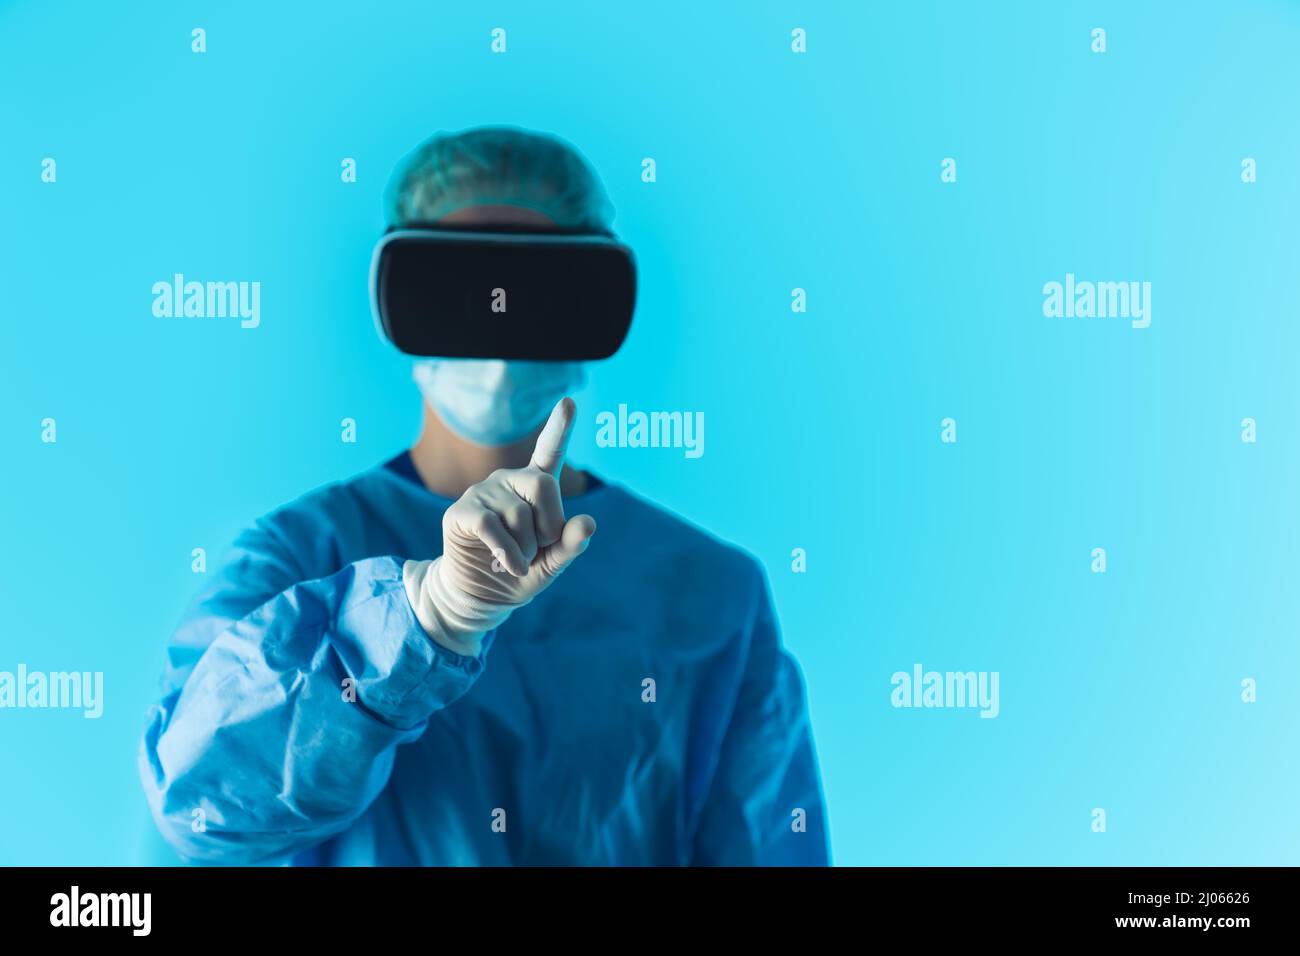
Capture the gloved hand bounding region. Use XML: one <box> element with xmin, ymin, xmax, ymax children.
<box><xmin>403</xmin><ymin>397</ymin><xmax>597</xmax><ymax>656</ymax></box>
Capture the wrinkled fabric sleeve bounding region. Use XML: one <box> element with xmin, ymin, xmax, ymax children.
<box><xmin>138</xmin><ymin>521</ymin><xmax>491</xmax><ymax>865</ymax></box>
<box><xmin>692</xmin><ymin>565</ymin><xmax>831</xmax><ymax>865</ymax></box>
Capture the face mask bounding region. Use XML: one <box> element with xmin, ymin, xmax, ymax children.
<box><xmin>414</xmin><ymin>358</ymin><xmax>587</xmax><ymax>447</ymax></box>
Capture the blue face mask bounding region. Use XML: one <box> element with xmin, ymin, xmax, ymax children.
<box><xmin>413</xmin><ymin>359</ymin><xmax>587</xmax><ymax>447</ymax></box>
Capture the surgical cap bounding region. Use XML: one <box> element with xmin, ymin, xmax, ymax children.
<box><xmin>384</xmin><ymin>126</ymin><xmax>616</xmax><ymax>234</ymax></box>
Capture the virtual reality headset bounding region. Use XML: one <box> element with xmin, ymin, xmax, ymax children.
<box><xmin>370</xmin><ymin>223</ymin><xmax>637</xmax><ymax>360</ymax></box>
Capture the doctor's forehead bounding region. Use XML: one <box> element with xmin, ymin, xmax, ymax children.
<box><xmin>437</xmin><ymin>204</ymin><xmax>557</xmax><ymax>228</ymax></box>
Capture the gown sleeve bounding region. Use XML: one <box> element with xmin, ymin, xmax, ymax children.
<box><xmin>691</xmin><ymin>563</ymin><xmax>831</xmax><ymax>865</ymax></box>
<box><xmin>137</xmin><ymin>518</ymin><xmax>492</xmax><ymax>864</ymax></box>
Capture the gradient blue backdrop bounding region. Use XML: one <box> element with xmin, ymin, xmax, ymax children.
<box><xmin>2</xmin><ymin>0</ymin><xmax>1297</xmax><ymax>865</ymax></box>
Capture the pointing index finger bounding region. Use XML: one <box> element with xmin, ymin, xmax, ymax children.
<box><xmin>529</xmin><ymin>397</ymin><xmax>576</xmax><ymax>478</ymax></box>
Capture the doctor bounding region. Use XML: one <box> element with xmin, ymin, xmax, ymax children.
<box><xmin>138</xmin><ymin>126</ymin><xmax>830</xmax><ymax>865</ymax></box>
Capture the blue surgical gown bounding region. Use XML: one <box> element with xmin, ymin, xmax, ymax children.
<box><xmin>138</xmin><ymin>454</ymin><xmax>830</xmax><ymax>865</ymax></box>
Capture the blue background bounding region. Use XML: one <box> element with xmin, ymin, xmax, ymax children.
<box><xmin>2</xmin><ymin>0</ymin><xmax>1297</xmax><ymax>865</ymax></box>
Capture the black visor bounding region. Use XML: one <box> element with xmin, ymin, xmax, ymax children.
<box><xmin>370</xmin><ymin>224</ymin><xmax>637</xmax><ymax>360</ymax></box>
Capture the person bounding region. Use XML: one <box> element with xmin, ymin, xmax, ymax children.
<box><xmin>138</xmin><ymin>127</ymin><xmax>830</xmax><ymax>865</ymax></box>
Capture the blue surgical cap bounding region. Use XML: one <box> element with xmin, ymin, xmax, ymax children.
<box><xmin>384</xmin><ymin>126</ymin><xmax>616</xmax><ymax>233</ymax></box>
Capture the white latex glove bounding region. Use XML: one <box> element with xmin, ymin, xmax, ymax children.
<box><xmin>403</xmin><ymin>397</ymin><xmax>597</xmax><ymax>656</ymax></box>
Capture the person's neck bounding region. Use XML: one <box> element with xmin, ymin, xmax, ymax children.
<box><xmin>410</xmin><ymin>403</ymin><xmax>589</xmax><ymax>500</ymax></box>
